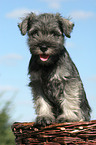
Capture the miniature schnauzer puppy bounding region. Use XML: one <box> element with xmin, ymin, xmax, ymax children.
<box><xmin>18</xmin><ymin>13</ymin><xmax>91</xmax><ymax>126</ymax></box>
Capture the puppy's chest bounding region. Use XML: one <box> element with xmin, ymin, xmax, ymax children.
<box><xmin>41</xmin><ymin>70</ymin><xmax>64</xmax><ymax>99</ymax></box>
<box><xmin>31</xmin><ymin>69</ymin><xmax>64</xmax><ymax>99</ymax></box>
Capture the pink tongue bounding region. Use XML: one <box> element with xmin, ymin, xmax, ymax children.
<box><xmin>40</xmin><ymin>55</ymin><xmax>49</xmax><ymax>61</ymax></box>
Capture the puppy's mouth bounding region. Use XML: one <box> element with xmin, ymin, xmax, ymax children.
<box><xmin>39</xmin><ymin>54</ymin><xmax>49</xmax><ymax>61</ymax></box>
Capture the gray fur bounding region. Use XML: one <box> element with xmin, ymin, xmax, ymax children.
<box><xmin>18</xmin><ymin>13</ymin><xmax>91</xmax><ymax>126</ymax></box>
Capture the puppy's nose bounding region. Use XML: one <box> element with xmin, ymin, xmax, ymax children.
<box><xmin>40</xmin><ymin>45</ymin><xmax>48</xmax><ymax>52</ymax></box>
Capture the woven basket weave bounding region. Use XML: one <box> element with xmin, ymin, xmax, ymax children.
<box><xmin>11</xmin><ymin>120</ymin><xmax>96</xmax><ymax>145</ymax></box>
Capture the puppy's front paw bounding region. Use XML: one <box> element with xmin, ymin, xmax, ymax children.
<box><xmin>35</xmin><ymin>116</ymin><xmax>55</xmax><ymax>126</ymax></box>
<box><xmin>57</xmin><ymin>117</ymin><xmax>66</xmax><ymax>123</ymax></box>
<box><xmin>57</xmin><ymin>115</ymin><xmax>67</xmax><ymax>123</ymax></box>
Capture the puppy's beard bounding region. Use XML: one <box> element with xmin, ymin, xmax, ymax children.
<box><xmin>39</xmin><ymin>54</ymin><xmax>49</xmax><ymax>62</ymax></box>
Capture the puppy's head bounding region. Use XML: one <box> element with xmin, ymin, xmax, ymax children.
<box><xmin>18</xmin><ymin>13</ymin><xmax>74</xmax><ymax>65</ymax></box>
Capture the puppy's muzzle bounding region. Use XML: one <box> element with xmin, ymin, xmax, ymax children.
<box><xmin>40</xmin><ymin>45</ymin><xmax>48</xmax><ymax>53</ymax></box>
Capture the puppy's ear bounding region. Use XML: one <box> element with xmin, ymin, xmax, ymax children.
<box><xmin>18</xmin><ymin>18</ymin><xmax>29</xmax><ymax>35</ymax></box>
<box><xmin>56</xmin><ymin>14</ymin><xmax>74</xmax><ymax>38</ymax></box>
<box><xmin>18</xmin><ymin>13</ymin><xmax>36</xmax><ymax>35</ymax></box>
<box><xmin>61</xmin><ymin>18</ymin><xmax>74</xmax><ymax>38</ymax></box>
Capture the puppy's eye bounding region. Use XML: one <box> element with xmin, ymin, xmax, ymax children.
<box><xmin>32</xmin><ymin>30</ymin><xmax>39</xmax><ymax>36</ymax></box>
<box><xmin>50</xmin><ymin>31</ymin><xmax>60</xmax><ymax>36</ymax></box>
<box><xmin>29</xmin><ymin>29</ymin><xmax>38</xmax><ymax>36</ymax></box>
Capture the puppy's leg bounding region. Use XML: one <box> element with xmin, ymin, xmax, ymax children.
<box><xmin>32</xmin><ymin>82</ymin><xmax>55</xmax><ymax>126</ymax></box>
<box><xmin>57</xmin><ymin>78</ymin><xmax>84</xmax><ymax>123</ymax></box>
<box><xmin>35</xmin><ymin>97</ymin><xmax>55</xmax><ymax>126</ymax></box>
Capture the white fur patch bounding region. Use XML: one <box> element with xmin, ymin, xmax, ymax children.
<box><xmin>35</xmin><ymin>97</ymin><xmax>54</xmax><ymax>117</ymax></box>
<box><xmin>60</xmin><ymin>78</ymin><xmax>84</xmax><ymax>121</ymax></box>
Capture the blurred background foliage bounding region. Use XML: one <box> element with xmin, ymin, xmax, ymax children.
<box><xmin>0</xmin><ymin>93</ymin><xmax>15</xmax><ymax>145</ymax></box>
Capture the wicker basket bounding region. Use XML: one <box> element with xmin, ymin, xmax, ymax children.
<box><xmin>11</xmin><ymin>120</ymin><xmax>96</xmax><ymax>145</ymax></box>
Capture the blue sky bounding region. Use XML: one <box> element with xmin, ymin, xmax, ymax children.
<box><xmin>1</xmin><ymin>0</ymin><xmax>96</xmax><ymax>122</ymax></box>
